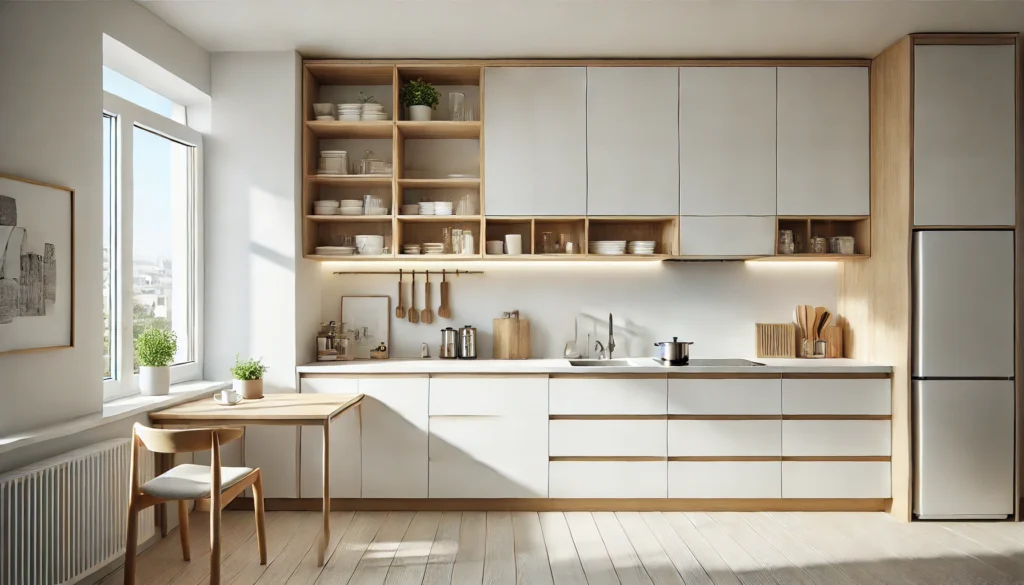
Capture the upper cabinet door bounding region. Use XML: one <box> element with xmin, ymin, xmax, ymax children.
<box><xmin>679</xmin><ymin>67</ymin><xmax>777</xmax><ymax>216</ymax></box>
<box><xmin>587</xmin><ymin>67</ymin><xmax>679</xmax><ymax>215</ymax></box>
<box><xmin>484</xmin><ymin>67</ymin><xmax>587</xmax><ymax>216</ymax></box>
<box><xmin>913</xmin><ymin>45</ymin><xmax>1016</xmax><ymax>227</ymax></box>
<box><xmin>777</xmin><ymin>67</ymin><xmax>869</xmax><ymax>216</ymax></box>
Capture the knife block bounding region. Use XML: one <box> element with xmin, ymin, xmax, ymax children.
<box><xmin>493</xmin><ymin>317</ymin><xmax>531</xmax><ymax>359</ymax></box>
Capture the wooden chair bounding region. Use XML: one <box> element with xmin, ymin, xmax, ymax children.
<box><xmin>124</xmin><ymin>423</ymin><xmax>266</xmax><ymax>585</ymax></box>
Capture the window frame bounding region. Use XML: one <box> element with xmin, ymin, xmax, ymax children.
<box><xmin>103</xmin><ymin>91</ymin><xmax>204</xmax><ymax>401</ymax></box>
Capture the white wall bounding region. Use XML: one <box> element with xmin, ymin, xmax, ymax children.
<box><xmin>320</xmin><ymin>261</ymin><xmax>837</xmax><ymax>359</ymax></box>
<box><xmin>0</xmin><ymin>0</ymin><xmax>210</xmax><ymax>435</ymax></box>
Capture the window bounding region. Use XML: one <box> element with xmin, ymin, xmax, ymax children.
<box><xmin>103</xmin><ymin>66</ymin><xmax>186</xmax><ymax>123</ymax></box>
<box><xmin>103</xmin><ymin>90</ymin><xmax>203</xmax><ymax>400</ymax></box>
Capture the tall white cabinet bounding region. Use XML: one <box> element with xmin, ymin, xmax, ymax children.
<box><xmin>483</xmin><ymin>67</ymin><xmax>588</xmax><ymax>216</ymax></box>
<box><xmin>587</xmin><ymin>67</ymin><xmax>680</xmax><ymax>216</ymax></box>
<box><xmin>777</xmin><ymin>67</ymin><xmax>870</xmax><ymax>216</ymax></box>
<box><xmin>913</xmin><ymin>45</ymin><xmax>1017</xmax><ymax>227</ymax></box>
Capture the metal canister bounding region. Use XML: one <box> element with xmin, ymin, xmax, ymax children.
<box><xmin>458</xmin><ymin>325</ymin><xmax>477</xmax><ymax>360</ymax></box>
<box><xmin>440</xmin><ymin>327</ymin><xmax>459</xmax><ymax>359</ymax></box>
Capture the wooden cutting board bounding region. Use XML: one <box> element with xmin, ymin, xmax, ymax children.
<box><xmin>493</xmin><ymin>317</ymin><xmax>531</xmax><ymax>359</ymax></box>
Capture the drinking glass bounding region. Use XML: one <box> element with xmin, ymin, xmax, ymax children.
<box><xmin>449</xmin><ymin>92</ymin><xmax>466</xmax><ymax>121</ymax></box>
<box><xmin>541</xmin><ymin>232</ymin><xmax>554</xmax><ymax>254</ymax></box>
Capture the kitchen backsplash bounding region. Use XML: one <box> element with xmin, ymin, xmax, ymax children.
<box><xmin>319</xmin><ymin>261</ymin><xmax>837</xmax><ymax>360</ymax></box>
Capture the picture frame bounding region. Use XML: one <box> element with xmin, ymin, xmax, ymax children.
<box><xmin>340</xmin><ymin>295</ymin><xmax>391</xmax><ymax>359</ymax></box>
<box><xmin>0</xmin><ymin>174</ymin><xmax>75</xmax><ymax>355</ymax></box>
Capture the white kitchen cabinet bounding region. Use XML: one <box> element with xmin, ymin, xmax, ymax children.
<box><xmin>669</xmin><ymin>377</ymin><xmax>781</xmax><ymax>414</ymax></box>
<box><xmin>913</xmin><ymin>45</ymin><xmax>1016</xmax><ymax>226</ymax></box>
<box><xmin>428</xmin><ymin>376</ymin><xmax>548</xmax><ymax>498</ymax></box>
<box><xmin>781</xmin><ymin>378</ymin><xmax>891</xmax><ymax>415</ymax></box>
<box><xmin>358</xmin><ymin>377</ymin><xmax>428</xmax><ymax>498</ymax></box>
<box><xmin>484</xmin><ymin>67</ymin><xmax>587</xmax><ymax>216</ymax></box>
<box><xmin>549</xmin><ymin>377</ymin><xmax>667</xmax><ymax>415</ymax></box>
<box><xmin>669</xmin><ymin>462</ymin><xmax>781</xmax><ymax>499</ymax></box>
<box><xmin>679</xmin><ymin>67</ymin><xmax>777</xmax><ymax>216</ymax></box>
<box><xmin>777</xmin><ymin>67</ymin><xmax>869</xmax><ymax>216</ymax></box>
<box><xmin>783</xmin><ymin>461</ymin><xmax>891</xmax><ymax>499</ymax></box>
<box><xmin>679</xmin><ymin>216</ymin><xmax>776</xmax><ymax>257</ymax></box>
<box><xmin>587</xmin><ymin>67</ymin><xmax>679</xmax><ymax>215</ymax></box>
<box><xmin>668</xmin><ymin>420</ymin><xmax>781</xmax><ymax>457</ymax></box>
<box><xmin>550</xmin><ymin>420</ymin><xmax>667</xmax><ymax>457</ymax></box>
<box><xmin>782</xmin><ymin>420</ymin><xmax>891</xmax><ymax>456</ymax></box>
<box><xmin>550</xmin><ymin>461</ymin><xmax>667</xmax><ymax>498</ymax></box>
<box><xmin>299</xmin><ymin>378</ymin><xmax>361</xmax><ymax>498</ymax></box>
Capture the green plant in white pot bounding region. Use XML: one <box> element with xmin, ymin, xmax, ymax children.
<box><xmin>136</xmin><ymin>328</ymin><xmax>177</xmax><ymax>396</ymax></box>
<box><xmin>400</xmin><ymin>78</ymin><xmax>440</xmax><ymax>121</ymax></box>
<box><xmin>231</xmin><ymin>355</ymin><xmax>268</xmax><ymax>399</ymax></box>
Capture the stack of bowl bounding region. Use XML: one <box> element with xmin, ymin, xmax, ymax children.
<box><xmin>361</xmin><ymin>102</ymin><xmax>387</xmax><ymax>120</ymax></box>
<box><xmin>355</xmin><ymin>235</ymin><xmax>385</xmax><ymax>256</ymax></box>
<box><xmin>313</xmin><ymin>200</ymin><xmax>339</xmax><ymax>215</ymax></box>
<box><xmin>403</xmin><ymin>244</ymin><xmax>422</xmax><ymax>255</ymax></box>
<box><xmin>339</xmin><ymin>200</ymin><xmax>363</xmax><ymax>216</ymax></box>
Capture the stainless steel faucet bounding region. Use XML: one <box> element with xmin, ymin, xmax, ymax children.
<box><xmin>608</xmin><ymin>313</ymin><xmax>616</xmax><ymax>359</ymax></box>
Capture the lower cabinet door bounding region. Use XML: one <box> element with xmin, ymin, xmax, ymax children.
<box><xmin>429</xmin><ymin>416</ymin><xmax>548</xmax><ymax>498</ymax></box>
<box><xmin>668</xmin><ymin>461</ymin><xmax>781</xmax><ymax>498</ymax></box>
<box><xmin>549</xmin><ymin>461</ymin><xmax>667</xmax><ymax>498</ymax></box>
<box><xmin>782</xmin><ymin>461</ymin><xmax>891</xmax><ymax>499</ymax></box>
<box><xmin>668</xmin><ymin>420</ymin><xmax>781</xmax><ymax>456</ymax></box>
<box><xmin>550</xmin><ymin>420</ymin><xmax>667</xmax><ymax>456</ymax></box>
<box><xmin>300</xmin><ymin>378</ymin><xmax>361</xmax><ymax>498</ymax></box>
<box><xmin>782</xmin><ymin>420</ymin><xmax>891</xmax><ymax>456</ymax></box>
<box><xmin>359</xmin><ymin>377</ymin><xmax>429</xmax><ymax>498</ymax></box>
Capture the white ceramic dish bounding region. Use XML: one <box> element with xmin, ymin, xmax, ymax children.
<box><xmin>316</xmin><ymin>200</ymin><xmax>340</xmax><ymax>207</ymax></box>
<box><xmin>339</xmin><ymin>200</ymin><xmax>362</xmax><ymax>207</ymax></box>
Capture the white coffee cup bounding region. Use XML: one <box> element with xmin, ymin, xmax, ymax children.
<box><xmin>505</xmin><ymin>234</ymin><xmax>523</xmax><ymax>256</ymax></box>
<box><xmin>220</xmin><ymin>389</ymin><xmax>239</xmax><ymax>404</ymax></box>
<box><xmin>486</xmin><ymin>240</ymin><xmax>504</xmax><ymax>255</ymax></box>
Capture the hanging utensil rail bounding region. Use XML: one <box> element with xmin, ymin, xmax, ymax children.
<box><xmin>332</xmin><ymin>269</ymin><xmax>484</xmax><ymax>276</ymax></box>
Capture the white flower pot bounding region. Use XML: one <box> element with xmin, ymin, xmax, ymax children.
<box><xmin>409</xmin><ymin>105</ymin><xmax>432</xmax><ymax>121</ymax></box>
<box><xmin>234</xmin><ymin>378</ymin><xmax>264</xmax><ymax>400</ymax></box>
<box><xmin>140</xmin><ymin>366</ymin><xmax>170</xmax><ymax>396</ymax></box>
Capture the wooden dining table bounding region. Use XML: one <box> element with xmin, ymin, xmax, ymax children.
<box><xmin>149</xmin><ymin>392</ymin><xmax>364</xmax><ymax>566</ymax></box>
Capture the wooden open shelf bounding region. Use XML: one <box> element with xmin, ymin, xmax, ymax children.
<box><xmin>397</xmin><ymin>121</ymin><xmax>481</xmax><ymax>139</ymax></box>
<box><xmin>306</xmin><ymin>175</ymin><xmax>392</xmax><ymax>187</ymax></box>
<box><xmin>588</xmin><ymin>217</ymin><xmax>679</xmax><ymax>256</ymax></box>
<box><xmin>398</xmin><ymin>215</ymin><xmax>481</xmax><ymax>222</ymax></box>
<box><xmin>776</xmin><ymin>216</ymin><xmax>870</xmax><ymax>257</ymax></box>
<box><xmin>307</xmin><ymin>215</ymin><xmax>392</xmax><ymax>223</ymax></box>
<box><xmin>306</xmin><ymin>121</ymin><xmax>394</xmax><ymax>139</ymax></box>
<box><xmin>398</xmin><ymin>178</ymin><xmax>480</xmax><ymax>189</ymax></box>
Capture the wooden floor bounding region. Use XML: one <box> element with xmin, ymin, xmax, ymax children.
<box><xmin>99</xmin><ymin>510</ymin><xmax>1024</xmax><ymax>585</ymax></box>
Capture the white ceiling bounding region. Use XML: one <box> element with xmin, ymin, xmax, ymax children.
<box><xmin>140</xmin><ymin>0</ymin><xmax>1024</xmax><ymax>59</ymax></box>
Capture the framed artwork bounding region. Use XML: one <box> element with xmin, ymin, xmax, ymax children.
<box><xmin>340</xmin><ymin>295</ymin><xmax>390</xmax><ymax>359</ymax></box>
<box><xmin>0</xmin><ymin>174</ymin><xmax>75</xmax><ymax>355</ymax></box>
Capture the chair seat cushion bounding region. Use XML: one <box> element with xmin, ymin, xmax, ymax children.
<box><xmin>141</xmin><ymin>464</ymin><xmax>254</xmax><ymax>500</ymax></box>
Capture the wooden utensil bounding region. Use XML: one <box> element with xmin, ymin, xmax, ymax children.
<box><xmin>408</xmin><ymin>270</ymin><xmax>419</xmax><ymax>323</ymax></box>
<box><xmin>813</xmin><ymin>306</ymin><xmax>827</xmax><ymax>340</ymax></box>
<box><xmin>438</xmin><ymin>270</ymin><xmax>452</xmax><ymax>319</ymax></box>
<box><xmin>395</xmin><ymin>269</ymin><xmax>405</xmax><ymax>319</ymax></box>
<box><xmin>421</xmin><ymin>271</ymin><xmax>434</xmax><ymax>324</ymax></box>
<box><xmin>795</xmin><ymin>306</ymin><xmax>808</xmax><ymax>340</ymax></box>
<box><xmin>803</xmin><ymin>305</ymin><xmax>816</xmax><ymax>340</ymax></box>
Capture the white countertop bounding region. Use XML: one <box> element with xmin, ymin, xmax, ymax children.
<box><xmin>297</xmin><ymin>357</ymin><xmax>891</xmax><ymax>375</ymax></box>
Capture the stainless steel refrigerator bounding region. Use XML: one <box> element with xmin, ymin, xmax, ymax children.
<box><xmin>913</xmin><ymin>230</ymin><xmax>1016</xmax><ymax>519</ymax></box>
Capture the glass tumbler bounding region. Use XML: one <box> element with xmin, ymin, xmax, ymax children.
<box><xmin>449</xmin><ymin>92</ymin><xmax>466</xmax><ymax>121</ymax></box>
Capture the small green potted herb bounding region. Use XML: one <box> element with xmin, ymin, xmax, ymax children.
<box><xmin>136</xmin><ymin>328</ymin><xmax>177</xmax><ymax>396</ymax></box>
<box><xmin>230</xmin><ymin>354</ymin><xmax>269</xmax><ymax>399</ymax></box>
<box><xmin>400</xmin><ymin>78</ymin><xmax>440</xmax><ymax>121</ymax></box>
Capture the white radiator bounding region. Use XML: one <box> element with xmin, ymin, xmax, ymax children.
<box><xmin>0</xmin><ymin>439</ymin><xmax>155</xmax><ymax>585</ymax></box>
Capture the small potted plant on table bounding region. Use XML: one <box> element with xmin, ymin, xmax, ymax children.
<box><xmin>401</xmin><ymin>78</ymin><xmax>440</xmax><ymax>121</ymax></box>
<box><xmin>136</xmin><ymin>328</ymin><xmax>177</xmax><ymax>396</ymax></box>
<box><xmin>231</xmin><ymin>354</ymin><xmax>268</xmax><ymax>399</ymax></box>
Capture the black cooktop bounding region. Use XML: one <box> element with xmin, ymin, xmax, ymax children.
<box><xmin>657</xmin><ymin>358</ymin><xmax>765</xmax><ymax>367</ymax></box>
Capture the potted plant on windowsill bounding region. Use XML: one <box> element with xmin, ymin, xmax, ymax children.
<box><xmin>231</xmin><ymin>355</ymin><xmax>268</xmax><ymax>400</ymax></box>
<box><xmin>136</xmin><ymin>328</ymin><xmax>177</xmax><ymax>396</ymax></box>
<box><xmin>400</xmin><ymin>78</ymin><xmax>440</xmax><ymax>122</ymax></box>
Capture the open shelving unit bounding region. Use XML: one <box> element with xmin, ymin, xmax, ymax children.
<box><xmin>301</xmin><ymin>60</ymin><xmax>872</xmax><ymax>262</ymax></box>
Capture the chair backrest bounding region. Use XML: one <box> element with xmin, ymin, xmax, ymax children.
<box><xmin>133</xmin><ymin>423</ymin><xmax>243</xmax><ymax>454</ymax></box>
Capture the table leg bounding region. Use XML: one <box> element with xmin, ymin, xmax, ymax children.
<box><xmin>157</xmin><ymin>452</ymin><xmax>170</xmax><ymax>537</ymax></box>
<box><xmin>318</xmin><ymin>420</ymin><xmax>331</xmax><ymax>566</ymax></box>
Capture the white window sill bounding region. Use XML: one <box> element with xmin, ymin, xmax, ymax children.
<box><xmin>0</xmin><ymin>380</ymin><xmax>230</xmax><ymax>456</ymax></box>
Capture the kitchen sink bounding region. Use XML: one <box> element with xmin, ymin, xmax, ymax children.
<box><xmin>568</xmin><ymin>359</ymin><xmax>639</xmax><ymax>367</ymax></box>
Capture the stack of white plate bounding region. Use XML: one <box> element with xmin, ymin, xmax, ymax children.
<box><xmin>627</xmin><ymin>240</ymin><xmax>656</xmax><ymax>255</ymax></box>
<box><xmin>402</xmin><ymin>244</ymin><xmax>422</xmax><ymax>255</ymax></box>
<box><xmin>400</xmin><ymin>204</ymin><xmax>420</xmax><ymax>215</ymax></box>
<box><xmin>337</xmin><ymin>103</ymin><xmax>363</xmax><ymax>121</ymax></box>
<box><xmin>314</xmin><ymin>246</ymin><xmax>355</xmax><ymax>256</ymax></box>
<box><xmin>355</xmin><ymin>235</ymin><xmax>385</xmax><ymax>256</ymax></box>
<box><xmin>338</xmin><ymin>200</ymin><xmax>363</xmax><ymax>216</ymax></box>
<box><xmin>418</xmin><ymin>202</ymin><xmax>436</xmax><ymax>216</ymax></box>
<box><xmin>361</xmin><ymin>103</ymin><xmax>387</xmax><ymax>121</ymax></box>
<box><xmin>313</xmin><ymin>200</ymin><xmax>339</xmax><ymax>215</ymax></box>
<box><xmin>589</xmin><ymin>240</ymin><xmax>627</xmax><ymax>256</ymax></box>
<box><xmin>422</xmin><ymin>243</ymin><xmax>445</xmax><ymax>255</ymax></box>
<box><xmin>434</xmin><ymin>202</ymin><xmax>454</xmax><ymax>216</ymax></box>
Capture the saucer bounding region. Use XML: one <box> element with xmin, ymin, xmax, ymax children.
<box><xmin>213</xmin><ymin>396</ymin><xmax>243</xmax><ymax>406</ymax></box>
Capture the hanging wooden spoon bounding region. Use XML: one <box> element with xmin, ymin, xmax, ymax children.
<box><xmin>408</xmin><ymin>270</ymin><xmax>419</xmax><ymax>323</ymax></box>
<box><xmin>421</xmin><ymin>270</ymin><xmax>434</xmax><ymax>324</ymax></box>
<box><xmin>395</xmin><ymin>269</ymin><xmax>406</xmax><ymax>319</ymax></box>
<box><xmin>438</xmin><ymin>269</ymin><xmax>452</xmax><ymax>319</ymax></box>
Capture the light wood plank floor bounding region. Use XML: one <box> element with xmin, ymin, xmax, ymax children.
<box><xmin>99</xmin><ymin>511</ymin><xmax>1024</xmax><ymax>585</ymax></box>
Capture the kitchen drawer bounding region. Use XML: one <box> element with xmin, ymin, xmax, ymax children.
<box><xmin>782</xmin><ymin>420</ymin><xmax>891</xmax><ymax>456</ymax></box>
<box><xmin>782</xmin><ymin>461</ymin><xmax>891</xmax><ymax>499</ymax></box>
<box><xmin>429</xmin><ymin>376</ymin><xmax>547</xmax><ymax>416</ymax></box>
<box><xmin>782</xmin><ymin>378</ymin><xmax>891</xmax><ymax>415</ymax></box>
<box><xmin>429</xmin><ymin>417</ymin><xmax>547</xmax><ymax>498</ymax></box>
<box><xmin>549</xmin><ymin>461</ymin><xmax>667</xmax><ymax>498</ymax></box>
<box><xmin>669</xmin><ymin>462</ymin><xmax>781</xmax><ymax>498</ymax></box>
<box><xmin>669</xmin><ymin>378</ymin><xmax>781</xmax><ymax>414</ymax></box>
<box><xmin>550</xmin><ymin>420</ymin><xmax>667</xmax><ymax>456</ymax></box>
<box><xmin>668</xmin><ymin>420</ymin><xmax>781</xmax><ymax>457</ymax></box>
<box><xmin>549</xmin><ymin>377</ymin><xmax>667</xmax><ymax>415</ymax></box>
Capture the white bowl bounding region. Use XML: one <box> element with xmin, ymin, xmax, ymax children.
<box><xmin>339</xmin><ymin>200</ymin><xmax>362</xmax><ymax>207</ymax></box>
<box><xmin>315</xmin><ymin>115</ymin><xmax>335</xmax><ymax>121</ymax></box>
<box><xmin>315</xmin><ymin>200</ymin><xmax>340</xmax><ymax>207</ymax></box>
<box><xmin>338</xmin><ymin>208</ymin><xmax>363</xmax><ymax>215</ymax></box>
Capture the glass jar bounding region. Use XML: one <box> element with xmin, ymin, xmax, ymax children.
<box><xmin>810</xmin><ymin>237</ymin><xmax>827</xmax><ymax>255</ymax></box>
<box><xmin>837</xmin><ymin>236</ymin><xmax>856</xmax><ymax>255</ymax></box>
<box><xmin>778</xmin><ymin>230</ymin><xmax>795</xmax><ymax>255</ymax></box>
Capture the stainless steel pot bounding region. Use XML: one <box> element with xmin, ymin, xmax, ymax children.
<box><xmin>654</xmin><ymin>337</ymin><xmax>693</xmax><ymax>365</ymax></box>
<box><xmin>458</xmin><ymin>325</ymin><xmax>477</xmax><ymax>360</ymax></box>
<box><xmin>440</xmin><ymin>327</ymin><xmax>459</xmax><ymax>359</ymax></box>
